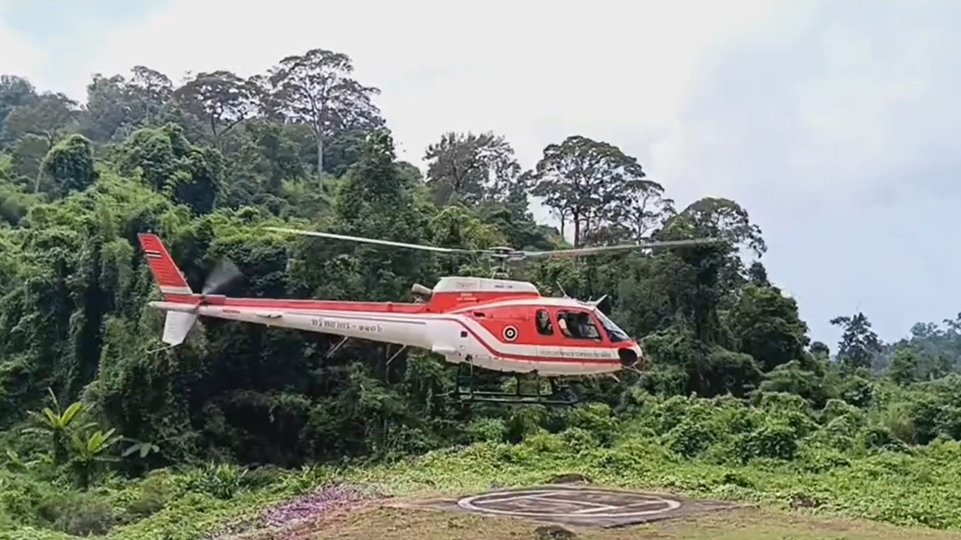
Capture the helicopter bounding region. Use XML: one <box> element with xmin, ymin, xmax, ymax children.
<box><xmin>138</xmin><ymin>228</ymin><xmax>720</xmax><ymax>404</ymax></box>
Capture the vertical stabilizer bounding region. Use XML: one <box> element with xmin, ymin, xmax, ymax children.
<box><xmin>137</xmin><ymin>233</ymin><xmax>194</xmax><ymax>299</ymax></box>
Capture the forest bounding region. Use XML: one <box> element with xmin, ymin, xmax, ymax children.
<box><xmin>0</xmin><ymin>48</ymin><xmax>960</xmax><ymax>539</ymax></box>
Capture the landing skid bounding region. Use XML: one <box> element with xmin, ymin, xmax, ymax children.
<box><xmin>451</xmin><ymin>360</ymin><xmax>578</xmax><ymax>406</ymax></box>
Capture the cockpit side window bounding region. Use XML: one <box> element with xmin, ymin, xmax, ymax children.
<box><xmin>535</xmin><ymin>309</ymin><xmax>554</xmax><ymax>335</ymax></box>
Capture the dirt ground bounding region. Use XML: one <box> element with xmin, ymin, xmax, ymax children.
<box><xmin>306</xmin><ymin>505</ymin><xmax>961</xmax><ymax>540</ymax></box>
<box><xmin>224</xmin><ymin>485</ymin><xmax>961</xmax><ymax>540</ymax></box>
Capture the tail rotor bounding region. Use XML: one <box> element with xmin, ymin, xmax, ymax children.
<box><xmin>201</xmin><ymin>258</ymin><xmax>244</xmax><ymax>296</ymax></box>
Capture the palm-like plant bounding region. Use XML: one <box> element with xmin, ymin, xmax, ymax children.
<box><xmin>69</xmin><ymin>428</ymin><xmax>119</xmax><ymax>489</ymax></box>
<box><xmin>21</xmin><ymin>388</ymin><xmax>94</xmax><ymax>465</ymax></box>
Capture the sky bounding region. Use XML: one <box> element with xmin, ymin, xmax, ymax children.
<box><xmin>1</xmin><ymin>0</ymin><xmax>960</xmax><ymax>348</ymax></box>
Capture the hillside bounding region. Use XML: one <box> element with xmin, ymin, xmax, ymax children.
<box><xmin>0</xmin><ymin>50</ymin><xmax>960</xmax><ymax>539</ymax></box>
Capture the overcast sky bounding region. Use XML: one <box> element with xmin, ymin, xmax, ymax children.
<box><xmin>1</xmin><ymin>0</ymin><xmax>960</xmax><ymax>348</ymax></box>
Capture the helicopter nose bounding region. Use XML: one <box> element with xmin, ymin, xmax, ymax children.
<box><xmin>618</xmin><ymin>348</ymin><xmax>636</xmax><ymax>366</ymax></box>
<box><xmin>618</xmin><ymin>342</ymin><xmax>644</xmax><ymax>368</ymax></box>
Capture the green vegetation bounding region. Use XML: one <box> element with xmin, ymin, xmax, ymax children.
<box><xmin>0</xmin><ymin>51</ymin><xmax>959</xmax><ymax>539</ymax></box>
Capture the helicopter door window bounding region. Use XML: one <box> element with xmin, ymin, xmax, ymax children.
<box><xmin>536</xmin><ymin>309</ymin><xmax>554</xmax><ymax>335</ymax></box>
<box><xmin>557</xmin><ymin>310</ymin><xmax>601</xmax><ymax>341</ymax></box>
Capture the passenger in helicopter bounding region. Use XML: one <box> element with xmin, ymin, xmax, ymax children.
<box><xmin>576</xmin><ymin>312</ymin><xmax>601</xmax><ymax>340</ymax></box>
<box><xmin>536</xmin><ymin>309</ymin><xmax>554</xmax><ymax>335</ymax></box>
<box><xmin>557</xmin><ymin>313</ymin><xmax>572</xmax><ymax>337</ymax></box>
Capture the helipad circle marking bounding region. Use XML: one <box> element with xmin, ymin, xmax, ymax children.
<box><xmin>456</xmin><ymin>488</ymin><xmax>682</xmax><ymax>519</ymax></box>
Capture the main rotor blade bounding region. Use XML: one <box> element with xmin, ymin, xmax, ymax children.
<box><xmin>522</xmin><ymin>238</ymin><xmax>724</xmax><ymax>258</ymax></box>
<box><xmin>265</xmin><ymin>226</ymin><xmax>478</xmax><ymax>255</ymax></box>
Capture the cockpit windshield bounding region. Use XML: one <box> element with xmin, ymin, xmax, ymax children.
<box><xmin>594</xmin><ymin>309</ymin><xmax>630</xmax><ymax>343</ymax></box>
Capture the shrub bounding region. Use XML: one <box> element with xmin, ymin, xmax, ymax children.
<box><xmin>465</xmin><ymin>417</ymin><xmax>508</xmax><ymax>443</ymax></box>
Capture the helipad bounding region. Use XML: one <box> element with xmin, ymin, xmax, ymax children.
<box><xmin>395</xmin><ymin>485</ymin><xmax>739</xmax><ymax>528</ymax></box>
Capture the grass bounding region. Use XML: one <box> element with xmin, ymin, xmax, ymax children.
<box><xmin>5</xmin><ymin>399</ymin><xmax>961</xmax><ymax>539</ymax></box>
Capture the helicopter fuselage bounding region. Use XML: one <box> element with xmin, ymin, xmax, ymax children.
<box><xmin>140</xmin><ymin>234</ymin><xmax>642</xmax><ymax>377</ymax></box>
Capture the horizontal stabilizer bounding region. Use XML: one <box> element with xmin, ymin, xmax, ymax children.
<box><xmin>149</xmin><ymin>301</ymin><xmax>199</xmax><ymax>313</ymax></box>
<box><xmin>162</xmin><ymin>311</ymin><xmax>197</xmax><ymax>346</ymax></box>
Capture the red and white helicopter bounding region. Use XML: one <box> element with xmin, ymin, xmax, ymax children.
<box><xmin>138</xmin><ymin>228</ymin><xmax>719</xmax><ymax>403</ymax></box>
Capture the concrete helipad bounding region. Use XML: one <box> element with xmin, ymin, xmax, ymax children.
<box><xmin>394</xmin><ymin>485</ymin><xmax>740</xmax><ymax>528</ymax></box>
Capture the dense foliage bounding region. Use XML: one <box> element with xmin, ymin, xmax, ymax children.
<box><xmin>0</xmin><ymin>51</ymin><xmax>959</xmax><ymax>538</ymax></box>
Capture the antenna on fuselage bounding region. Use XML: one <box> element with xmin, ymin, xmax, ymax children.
<box><xmin>556</xmin><ymin>281</ymin><xmax>569</xmax><ymax>298</ymax></box>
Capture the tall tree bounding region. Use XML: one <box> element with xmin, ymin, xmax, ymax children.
<box><xmin>527</xmin><ymin>135</ymin><xmax>648</xmax><ymax>246</ymax></box>
<box><xmin>728</xmin><ymin>284</ymin><xmax>809</xmax><ymax>371</ymax></box>
<box><xmin>9</xmin><ymin>134</ymin><xmax>48</xmax><ymax>185</ymax></box>
<box><xmin>2</xmin><ymin>92</ymin><xmax>77</xmax><ymax>146</ymax></box>
<box><xmin>655</xmin><ymin>197</ymin><xmax>767</xmax><ymax>344</ymax></box>
<box><xmin>423</xmin><ymin>131</ymin><xmax>522</xmax><ymax>206</ymax></box>
<box><xmin>830</xmin><ymin>312</ymin><xmax>882</xmax><ymax>370</ymax></box>
<box><xmin>83</xmin><ymin>74</ymin><xmax>135</xmax><ymax>142</ymax></box>
<box><xmin>128</xmin><ymin>65</ymin><xmax>173</xmax><ymax>124</ymax></box>
<box><xmin>0</xmin><ymin>75</ymin><xmax>38</xmax><ymax>141</ymax></box>
<box><xmin>175</xmin><ymin>71</ymin><xmax>257</xmax><ymax>147</ymax></box>
<box><xmin>661</xmin><ymin>197</ymin><xmax>767</xmax><ymax>258</ymax></box>
<box><xmin>591</xmin><ymin>176</ymin><xmax>673</xmax><ymax>244</ymax></box>
<box><xmin>268</xmin><ymin>49</ymin><xmax>381</xmax><ymax>176</ymax></box>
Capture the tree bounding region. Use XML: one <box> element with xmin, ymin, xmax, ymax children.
<box><xmin>889</xmin><ymin>347</ymin><xmax>919</xmax><ymax>385</ymax></box>
<box><xmin>80</xmin><ymin>67</ymin><xmax>174</xmax><ymax>143</ymax></box>
<box><xmin>527</xmin><ymin>135</ymin><xmax>650</xmax><ymax>246</ymax></box>
<box><xmin>82</xmin><ymin>73</ymin><xmax>136</xmax><ymax>142</ymax></box>
<box><xmin>128</xmin><ymin>65</ymin><xmax>173</xmax><ymax>124</ymax></box>
<box><xmin>40</xmin><ymin>134</ymin><xmax>98</xmax><ymax>196</ymax></box>
<box><xmin>728</xmin><ymin>284</ymin><xmax>810</xmax><ymax>371</ymax></box>
<box><xmin>830</xmin><ymin>312</ymin><xmax>882</xmax><ymax>370</ymax></box>
<box><xmin>9</xmin><ymin>134</ymin><xmax>48</xmax><ymax>184</ymax></box>
<box><xmin>268</xmin><ymin>48</ymin><xmax>382</xmax><ymax>176</ymax></box>
<box><xmin>650</xmin><ymin>198</ymin><xmax>767</xmax><ymax>345</ymax></box>
<box><xmin>747</xmin><ymin>261</ymin><xmax>769</xmax><ymax>286</ymax></box>
<box><xmin>115</xmin><ymin>123</ymin><xmax>224</xmax><ymax>214</ymax></box>
<box><xmin>810</xmin><ymin>341</ymin><xmax>830</xmax><ymax>360</ymax></box>
<box><xmin>175</xmin><ymin>71</ymin><xmax>258</xmax><ymax>146</ymax></box>
<box><xmin>592</xmin><ymin>175</ymin><xmax>673</xmax><ymax>244</ymax></box>
<box><xmin>660</xmin><ymin>197</ymin><xmax>767</xmax><ymax>258</ymax></box>
<box><xmin>2</xmin><ymin>92</ymin><xmax>77</xmax><ymax>145</ymax></box>
<box><xmin>0</xmin><ymin>75</ymin><xmax>37</xmax><ymax>142</ymax></box>
<box><xmin>423</xmin><ymin>131</ymin><xmax>522</xmax><ymax>206</ymax></box>
<box><xmin>21</xmin><ymin>389</ymin><xmax>92</xmax><ymax>466</ymax></box>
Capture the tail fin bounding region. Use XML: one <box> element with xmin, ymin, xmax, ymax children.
<box><xmin>137</xmin><ymin>233</ymin><xmax>194</xmax><ymax>299</ymax></box>
<box><xmin>138</xmin><ymin>233</ymin><xmax>198</xmax><ymax>346</ymax></box>
<box><xmin>161</xmin><ymin>311</ymin><xmax>197</xmax><ymax>346</ymax></box>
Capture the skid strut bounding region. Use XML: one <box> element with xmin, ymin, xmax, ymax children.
<box><xmin>451</xmin><ymin>357</ymin><xmax>577</xmax><ymax>406</ymax></box>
